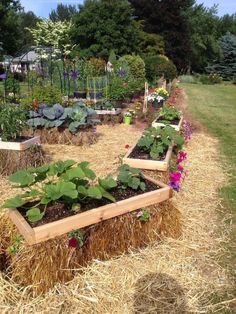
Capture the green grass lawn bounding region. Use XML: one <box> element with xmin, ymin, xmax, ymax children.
<box><xmin>182</xmin><ymin>83</ymin><xmax>236</xmax><ymax>297</ymax></box>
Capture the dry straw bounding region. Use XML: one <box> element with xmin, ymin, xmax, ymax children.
<box><xmin>0</xmin><ymin>121</ymin><xmax>234</xmax><ymax>313</ymax></box>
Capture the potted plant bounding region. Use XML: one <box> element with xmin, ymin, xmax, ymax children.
<box><xmin>123</xmin><ymin>111</ymin><xmax>133</xmax><ymax>124</ymax></box>
<box><xmin>123</xmin><ymin>126</ymin><xmax>184</xmax><ymax>171</ymax></box>
<box><xmin>147</xmin><ymin>93</ymin><xmax>165</xmax><ymax>109</ymax></box>
<box><xmin>3</xmin><ymin>161</ymin><xmax>172</xmax><ymax>245</ymax></box>
<box><xmin>152</xmin><ymin>105</ymin><xmax>183</xmax><ymax>131</ymax></box>
<box><xmin>0</xmin><ymin>104</ymin><xmax>40</xmax><ymax>150</ymax></box>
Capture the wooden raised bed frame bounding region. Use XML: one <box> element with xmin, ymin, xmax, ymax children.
<box><xmin>0</xmin><ymin>136</ymin><xmax>40</xmax><ymax>151</ymax></box>
<box><xmin>152</xmin><ymin>115</ymin><xmax>184</xmax><ymax>131</ymax></box>
<box><xmin>8</xmin><ymin>175</ymin><xmax>172</xmax><ymax>245</ymax></box>
<box><xmin>95</xmin><ymin>108</ymin><xmax>122</xmax><ymax>115</ymax></box>
<box><xmin>123</xmin><ymin>141</ymin><xmax>173</xmax><ymax>171</ymax></box>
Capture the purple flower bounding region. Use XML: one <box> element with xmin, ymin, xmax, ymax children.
<box><xmin>63</xmin><ymin>71</ymin><xmax>69</xmax><ymax>78</ymax></box>
<box><xmin>169</xmin><ymin>181</ymin><xmax>180</xmax><ymax>192</ymax></box>
<box><xmin>170</xmin><ymin>171</ymin><xmax>182</xmax><ymax>183</ymax></box>
<box><xmin>71</xmin><ymin>70</ymin><xmax>79</xmax><ymax>80</ymax></box>
<box><xmin>118</xmin><ymin>67</ymin><xmax>126</xmax><ymax>78</ymax></box>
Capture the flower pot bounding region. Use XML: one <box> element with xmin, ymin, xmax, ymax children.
<box><xmin>124</xmin><ymin>116</ymin><xmax>132</xmax><ymax>125</ymax></box>
<box><xmin>152</xmin><ymin>99</ymin><xmax>164</xmax><ymax>109</ymax></box>
<box><xmin>74</xmin><ymin>91</ymin><xmax>86</xmax><ymax>99</ymax></box>
<box><xmin>89</xmin><ymin>91</ymin><xmax>103</xmax><ymax>100</ymax></box>
<box><xmin>8</xmin><ymin>175</ymin><xmax>172</xmax><ymax>245</ymax></box>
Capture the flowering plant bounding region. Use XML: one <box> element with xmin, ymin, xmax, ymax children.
<box><xmin>123</xmin><ymin>111</ymin><xmax>132</xmax><ymax>117</ymax></box>
<box><xmin>147</xmin><ymin>92</ymin><xmax>164</xmax><ymax>103</ymax></box>
<box><xmin>168</xmin><ymin>150</ymin><xmax>187</xmax><ymax>192</ymax></box>
<box><xmin>155</xmin><ymin>88</ymin><xmax>169</xmax><ymax>99</ymax></box>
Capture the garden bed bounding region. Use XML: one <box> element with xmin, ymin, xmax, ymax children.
<box><xmin>95</xmin><ymin>108</ymin><xmax>122</xmax><ymax>115</ymax></box>
<box><xmin>8</xmin><ymin>175</ymin><xmax>172</xmax><ymax>245</ymax></box>
<box><xmin>0</xmin><ymin>136</ymin><xmax>40</xmax><ymax>151</ymax></box>
<box><xmin>152</xmin><ymin>115</ymin><xmax>184</xmax><ymax>131</ymax></box>
<box><xmin>123</xmin><ymin>142</ymin><xmax>173</xmax><ymax>171</ymax></box>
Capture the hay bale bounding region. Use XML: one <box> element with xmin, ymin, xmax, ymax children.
<box><xmin>1</xmin><ymin>200</ymin><xmax>181</xmax><ymax>294</ymax></box>
<box><xmin>25</xmin><ymin>127</ymin><xmax>99</xmax><ymax>146</ymax></box>
<box><xmin>99</xmin><ymin>114</ymin><xmax>123</xmax><ymax>125</ymax></box>
<box><xmin>0</xmin><ymin>145</ymin><xmax>49</xmax><ymax>176</ymax></box>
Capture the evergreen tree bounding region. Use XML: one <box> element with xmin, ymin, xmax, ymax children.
<box><xmin>207</xmin><ymin>32</ymin><xmax>236</xmax><ymax>80</ymax></box>
<box><xmin>49</xmin><ymin>3</ymin><xmax>77</xmax><ymax>22</ymax></box>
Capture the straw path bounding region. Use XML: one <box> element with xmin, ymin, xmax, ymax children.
<box><xmin>0</xmin><ymin>123</ymin><xmax>234</xmax><ymax>312</ymax></box>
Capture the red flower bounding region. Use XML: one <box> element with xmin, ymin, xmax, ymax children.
<box><xmin>68</xmin><ymin>237</ymin><xmax>78</xmax><ymax>248</ymax></box>
<box><xmin>125</xmin><ymin>144</ymin><xmax>130</xmax><ymax>149</ymax></box>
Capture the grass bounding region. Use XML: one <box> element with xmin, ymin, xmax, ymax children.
<box><xmin>182</xmin><ymin>82</ymin><xmax>236</xmax><ymax>301</ymax></box>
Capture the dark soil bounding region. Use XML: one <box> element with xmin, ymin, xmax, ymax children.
<box><xmin>155</xmin><ymin>117</ymin><xmax>180</xmax><ymax>125</ymax></box>
<box><xmin>19</xmin><ymin>180</ymin><xmax>159</xmax><ymax>228</ymax></box>
<box><xmin>128</xmin><ymin>145</ymin><xmax>167</xmax><ymax>161</ymax></box>
<box><xmin>2</xmin><ymin>136</ymin><xmax>32</xmax><ymax>143</ymax></box>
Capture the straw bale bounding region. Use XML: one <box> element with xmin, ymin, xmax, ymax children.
<box><xmin>0</xmin><ymin>123</ymin><xmax>234</xmax><ymax>313</ymax></box>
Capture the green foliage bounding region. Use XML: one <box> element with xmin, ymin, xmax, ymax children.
<box><xmin>138</xmin><ymin>29</ymin><xmax>165</xmax><ymax>56</ymax></box>
<box><xmin>49</xmin><ymin>3</ymin><xmax>77</xmax><ymax>22</ymax></box>
<box><xmin>119</xmin><ymin>55</ymin><xmax>146</xmax><ymax>81</ymax></box>
<box><xmin>179</xmin><ymin>75</ymin><xmax>198</xmax><ymax>84</ymax></box>
<box><xmin>138</xmin><ymin>208</ymin><xmax>151</xmax><ymax>222</ymax></box>
<box><xmin>8</xmin><ymin>235</ymin><xmax>23</xmax><ymax>255</ymax></box>
<box><xmin>144</xmin><ymin>55</ymin><xmax>177</xmax><ymax>82</ymax></box>
<box><xmin>5</xmin><ymin>74</ymin><xmax>20</xmax><ymax>95</ymax></box>
<box><xmin>68</xmin><ymin>230</ymin><xmax>84</xmax><ymax>247</ymax></box>
<box><xmin>31</xmin><ymin>84</ymin><xmax>62</xmax><ymax>106</ymax></box>
<box><xmin>199</xmin><ymin>73</ymin><xmax>223</xmax><ymax>85</ymax></box>
<box><xmin>117</xmin><ymin>164</ymin><xmax>146</xmax><ymax>191</ymax></box>
<box><xmin>70</xmin><ymin>0</ymin><xmax>139</xmax><ymax>58</ymax></box>
<box><xmin>86</xmin><ymin>58</ymin><xmax>106</xmax><ymax>76</ymax></box>
<box><xmin>0</xmin><ymin>104</ymin><xmax>28</xmax><ymax>141</ymax></box>
<box><xmin>138</xmin><ymin>126</ymin><xmax>184</xmax><ymax>160</ymax></box>
<box><xmin>28</xmin><ymin>102</ymin><xmax>98</xmax><ymax>134</ymax></box>
<box><xmin>108</xmin><ymin>76</ymin><xmax>144</xmax><ymax>101</ymax></box>
<box><xmin>207</xmin><ymin>33</ymin><xmax>236</xmax><ymax>80</ymax></box>
<box><xmin>159</xmin><ymin>105</ymin><xmax>181</xmax><ymax>122</ymax></box>
<box><xmin>2</xmin><ymin>160</ymin><xmax>118</xmax><ymax>223</ymax></box>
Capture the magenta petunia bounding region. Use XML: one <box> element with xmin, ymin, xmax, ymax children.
<box><xmin>177</xmin><ymin>164</ymin><xmax>184</xmax><ymax>172</ymax></box>
<box><xmin>170</xmin><ymin>171</ymin><xmax>181</xmax><ymax>182</ymax></box>
<box><xmin>68</xmin><ymin>237</ymin><xmax>78</xmax><ymax>248</ymax></box>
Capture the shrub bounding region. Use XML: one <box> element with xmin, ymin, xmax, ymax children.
<box><xmin>199</xmin><ymin>73</ymin><xmax>222</xmax><ymax>85</ymax></box>
<box><xmin>119</xmin><ymin>55</ymin><xmax>146</xmax><ymax>81</ymax></box>
<box><xmin>5</xmin><ymin>73</ymin><xmax>20</xmax><ymax>95</ymax></box>
<box><xmin>86</xmin><ymin>58</ymin><xmax>106</xmax><ymax>77</ymax></box>
<box><xmin>30</xmin><ymin>84</ymin><xmax>62</xmax><ymax>106</ymax></box>
<box><xmin>0</xmin><ymin>104</ymin><xmax>28</xmax><ymax>141</ymax></box>
<box><xmin>108</xmin><ymin>77</ymin><xmax>143</xmax><ymax>101</ymax></box>
<box><xmin>144</xmin><ymin>55</ymin><xmax>177</xmax><ymax>82</ymax></box>
<box><xmin>179</xmin><ymin>75</ymin><xmax>198</xmax><ymax>84</ymax></box>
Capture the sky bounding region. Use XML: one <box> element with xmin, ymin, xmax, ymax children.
<box><xmin>21</xmin><ymin>0</ymin><xmax>236</xmax><ymax>18</ymax></box>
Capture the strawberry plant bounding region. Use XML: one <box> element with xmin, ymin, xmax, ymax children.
<box><xmin>158</xmin><ymin>105</ymin><xmax>181</xmax><ymax>122</ymax></box>
<box><xmin>117</xmin><ymin>164</ymin><xmax>146</xmax><ymax>191</ymax></box>
<box><xmin>137</xmin><ymin>126</ymin><xmax>184</xmax><ymax>160</ymax></box>
<box><xmin>2</xmin><ymin>160</ymin><xmax>117</xmax><ymax>223</ymax></box>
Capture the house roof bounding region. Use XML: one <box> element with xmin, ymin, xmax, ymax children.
<box><xmin>12</xmin><ymin>51</ymin><xmax>38</xmax><ymax>63</ymax></box>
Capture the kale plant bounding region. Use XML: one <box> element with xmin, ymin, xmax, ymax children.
<box><xmin>28</xmin><ymin>102</ymin><xmax>98</xmax><ymax>134</ymax></box>
<box><xmin>137</xmin><ymin>126</ymin><xmax>184</xmax><ymax>160</ymax></box>
<box><xmin>2</xmin><ymin>160</ymin><xmax>117</xmax><ymax>223</ymax></box>
<box><xmin>0</xmin><ymin>104</ymin><xmax>28</xmax><ymax>141</ymax></box>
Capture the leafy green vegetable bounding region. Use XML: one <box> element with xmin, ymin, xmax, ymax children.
<box><xmin>26</xmin><ymin>208</ymin><xmax>44</xmax><ymax>222</ymax></box>
<box><xmin>118</xmin><ymin>164</ymin><xmax>146</xmax><ymax>191</ymax></box>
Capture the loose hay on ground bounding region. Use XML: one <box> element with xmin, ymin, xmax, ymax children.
<box><xmin>0</xmin><ymin>124</ymin><xmax>234</xmax><ymax>313</ymax></box>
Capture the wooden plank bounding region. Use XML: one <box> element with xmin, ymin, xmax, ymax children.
<box><xmin>0</xmin><ymin>136</ymin><xmax>40</xmax><ymax>151</ymax></box>
<box><xmin>123</xmin><ymin>141</ymin><xmax>173</xmax><ymax>171</ymax></box>
<box><xmin>8</xmin><ymin>176</ymin><xmax>172</xmax><ymax>245</ymax></box>
<box><xmin>8</xmin><ymin>209</ymin><xmax>35</xmax><ymax>245</ymax></box>
<box><xmin>95</xmin><ymin>109</ymin><xmax>122</xmax><ymax>115</ymax></box>
<box><xmin>152</xmin><ymin>115</ymin><xmax>184</xmax><ymax>131</ymax></box>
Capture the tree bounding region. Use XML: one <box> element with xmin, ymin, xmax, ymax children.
<box><xmin>217</xmin><ymin>14</ymin><xmax>236</xmax><ymax>37</ymax></box>
<box><xmin>129</xmin><ymin>0</ymin><xmax>195</xmax><ymax>70</ymax></box>
<box><xmin>185</xmin><ymin>4</ymin><xmax>221</xmax><ymax>72</ymax></box>
<box><xmin>0</xmin><ymin>0</ymin><xmax>22</xmax><ymax>55</ymax></box>
<box><xmin>70</xmin><ymin>0</ymin><xmax>140</xmax><ymax>58</ymax></box>
<box><xmin>18</xmin><ymin>11</ymin><xmax>41</xmax><ymax>49</ymax></box>
<box><xmin>27</xmin><ymin>20</ymin><xmax>72</xmax><ymax>54</ymax></box>
<box><xmin>49</xmin><ymin>3</ymin><xmax>77</xmax><ymax>22</ymax></box>
<box><xmin>207</xmin><ymin>32</ymin><xmax>236</xmax><ymax>80</ymax></box>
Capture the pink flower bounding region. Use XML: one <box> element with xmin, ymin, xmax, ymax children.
<box><xmin>170</xmin><ymin>171</ymin><xmax>182</xmax><ymax>183</ymax></box>
<box><xmin>178</xmin><ymin>164</ymin><xmax>184</xmax><ymax>172</ymax></box>
<box><xmin>68</xmin><ymin>237</ymin><xmax>78</xmax><ymax>248</ymax></box>
<box><xmin>177</xmin><ymin>151</ymin><xmax>187</xmax><ymax>164</ymax></box>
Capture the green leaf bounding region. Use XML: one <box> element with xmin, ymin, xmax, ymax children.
<box><xmin>21</xmin><ymin>189</ymin><xmax>40</xmax><ymax>198</ymax></box>
<box><xmin>2</xmin><ymin>196</ymin><xmax>25</xmax><ymax>208</ymax></box>
<box><xmin>44</xmin><ymin>182</ymin><xmax>78</xmax><ymax>201</ymax></box>
<box><xmin>128</xmin><ymin>177</ymin><xmax>140</xmax><ymax>190</ymax></box>
<box><xmin>98</xmin><ymin>186</ymin><xmax>116</xmax><ymax>202</ymax></box>
<box><xmin>28</xmin><ymin>164</ymin><xmax>49</xmax><ymax>174</ymax></box>
<box><xmin>87</xmin><ymin>186</ymin><xmax>103</xmax><ymax>199</ymax></box>
<box><xmin>9</xmin><ymin>170</ymin><xmax>35</xmax><ymax>187</ymax></box>
<box><xmin>26</xmin><ymin>208</ymin><xmax>44</xmax><ymax>223</ymax></box>
<box><xmin>77</xmin><ymin>185</ymin><xmax>88</xmax><ymax>196</ymax></box>
<box><xmin>139</xmin><ymin>182</ymin><xmax>146</xmax><ymax>191</ymax></box>
<box><xmin>99</xmin><ymin>175</ymin><xmax>117</xmax><ymax>190</ymax></box>
<box><xmin>63</xmin><ymin>166</ymin><xmax>85</xmax><ymax>180</ymax></box>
